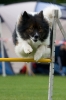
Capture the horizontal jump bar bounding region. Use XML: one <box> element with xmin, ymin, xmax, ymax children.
<box><xmin>0</xmin><ymin>58</ymin><xmax>51</xmax><ymax>63</ymax></box>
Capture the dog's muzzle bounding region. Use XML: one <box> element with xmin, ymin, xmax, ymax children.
<box><xmin>34</xmin><ymin>33</ymin><xmax>39</xmax><ymax>42</ymax></box>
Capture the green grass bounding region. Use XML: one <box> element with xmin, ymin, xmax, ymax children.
<box><xmin>0</xmin><ymin>75</ymin><xmax>66</xmax><ymax>100</ymax></box>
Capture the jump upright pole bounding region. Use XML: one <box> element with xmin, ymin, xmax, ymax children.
<box><xmin>48</xmin><ymin>10</ymin><xmax>57</xmax><ymax>100</ymax></box>
<box><xmin>48</xmin><ymin>10</ymin><xmax>66</xmax><ymax>100</ymax></box>
<box><xmin>0</xmin><ymin>16</ymin><xmax>6</xmax><ymax>77</ymax></box>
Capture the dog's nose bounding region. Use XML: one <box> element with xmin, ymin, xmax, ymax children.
<box><xmin>34</xmin><ymin>34</ymin><xmax>39</xmax><ymax>39</ymax></box>
<box><xmin>35</xmin><ymin>35</ymin><xmax>38</xmax><ymax>39</ymax></box>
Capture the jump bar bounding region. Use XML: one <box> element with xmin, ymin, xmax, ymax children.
<box><xmin>0</xmin><ymin>58</ymin><xmax>51</xmax><ymax>63</ymax></box>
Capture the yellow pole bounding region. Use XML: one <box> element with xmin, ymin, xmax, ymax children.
<box><xmin>0</xmin><ymin>58</ymin><xmax>51</xmax><ymax>63</ymax></box>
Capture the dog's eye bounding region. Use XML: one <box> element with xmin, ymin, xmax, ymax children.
<box><xmin>28</xmin><ymin>26</ymin><xmax>34</xmax><ymax>32</ymax></box>
<box><xmin>26</xmin><ymin>28</ymin><xmax>33</xmax><ymax>33</ymax></box>
<box><xmin>29</xmin><ymin>25</ymin><xmax>34</xmax><ymax>30</ymax></box>
<box><xmin>39</xmin><ymin>27</ymin><xmax>43</xmax><ymax>32</ymax></box>
<box><xmin>29</xmin><ymin>28</ymin><xmax>33</xmax><ymax>32</ymax></box>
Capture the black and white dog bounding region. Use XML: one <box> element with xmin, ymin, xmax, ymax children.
<box><xmin>12</xmin><ymin>5</ymin><xmax>61</xmax><ymax>61</ymax></box>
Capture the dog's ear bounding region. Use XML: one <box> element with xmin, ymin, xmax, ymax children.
<box><xmin>22</xmin><ymin>11</ymin><xmax>30</xmax><ymax>20</ymax></box>
<box><xmin>38</xmin><ymin>11</ymin><xmax>44</xmax><ymax>19</ymax></box>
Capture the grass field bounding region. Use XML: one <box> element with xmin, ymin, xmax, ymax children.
<box><xmin>0</xmin><ymin>75</ymin><xmax>66</xmax><ymax>100</ymax></box>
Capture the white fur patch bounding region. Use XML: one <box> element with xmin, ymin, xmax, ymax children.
<box><xmin>43</xmin><ymin>5</ymin><xmax>62</xmax><ymax>28</ymax></box>
<box><xmin>34</xmin><ymin>45</ymin><xmax>50</xmax><ymax>61</ymax></box>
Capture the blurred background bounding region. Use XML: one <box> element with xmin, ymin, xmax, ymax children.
<box><xmin>0</xmin><ymin>0</ymin><xmax>66</xmax><ymax>76</ymax></box>
<box><xmin>0</xmin><ymin>0</ymin><xmax>66</xmax><ymax>5</ymax></box>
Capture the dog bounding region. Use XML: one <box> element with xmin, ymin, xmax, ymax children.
<box><xmin>12</xmin><ymin>5</ymin><xmax>62</xmax><ymax>61</ymax></box>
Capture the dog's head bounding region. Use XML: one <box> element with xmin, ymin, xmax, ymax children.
<box><xmin>17</xmin><ymin>11</ymin><xmax>49</xmax><ymax>42</ymax></box>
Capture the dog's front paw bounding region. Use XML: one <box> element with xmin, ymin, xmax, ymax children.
<box><xmin>23</xmin><ymin>45</ymin><xmax>33</xmax><ymax>54</ymax></box>
<box><xmin>34</xmin><ymin>51</ymin><xmax>42</xmax><ymax>61</ymax></box>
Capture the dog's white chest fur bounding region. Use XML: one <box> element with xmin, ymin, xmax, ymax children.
<box><xmin>15</xmin><ymin>32</ymin><xmax>51</xmax><ymax>61</ymax></box>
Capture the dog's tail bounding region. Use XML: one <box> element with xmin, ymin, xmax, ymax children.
<box><xmin>43</xmin><ymin>5</ymin><xmax>62</xmax><ymax>28</ymax></box>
